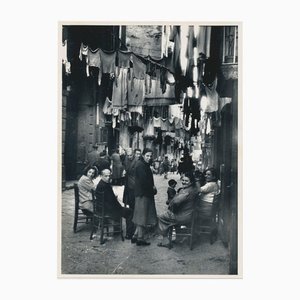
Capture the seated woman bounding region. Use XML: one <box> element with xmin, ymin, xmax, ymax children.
<box><xmin>77</xmin><ymin>166</ymin><xmax>98</xmax><ymax>217</ymax></box>
<box><xmin>198</xmin><ymin>167</ymin><xmax>220</xmax><ymax>218</ymax></box>
<box><xmin>157</xmin><ymin>172</ymin><xmax>198</xmax><ymax>248</ymax></box>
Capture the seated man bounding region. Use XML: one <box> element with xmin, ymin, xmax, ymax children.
<box><xmin>157</xmin><ymin>172</ymin><xmax>198</xmax><ymax>248</ymax></box>
<box><xmin>95</xmin><ymin>169</ymin><xmax>132</xmax><ymax>220</ymax></box>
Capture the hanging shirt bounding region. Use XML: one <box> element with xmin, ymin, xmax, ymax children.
<box><xmin>153</xmin><ymin>117</ymin><xmax>161</xmax><ymax>128</ymax></box>
<box><xmin>87</xmin><ymin>49</ymin><xmax>101</xmax><ymax>68</ymax></box>
<box><xmin>99</xmin><ymin>49</ymin><xmax>116</xmax><ymax>74</ymax></box>
<box><xmin>118</xmin><ymin>51</ymin><xmax>131</xmax><ymax>68</ymax></box>
<box><xmin>128</xmin><ymin>105</ymin><xmax>143</xmax><ymax>116</ymax></box>
<box><xmin>160</xmin><ymin>118</ymin><xmax>169</xmax><ymax>131</ymax></box>
<box><xmin>144</xmin><ymin>118</ymin><xmax>155</xmax><ymax>137</ymax></box>
<box><xmin>86</xmin><ymin>49</ymin><xmax>102</xmax><ymax>84</ymax></box>
<box><xmin>103</xmin><ymin>97</ymin><xmax>113</xmax><ymax>115</ymax></box>
<box><xmin>168</xmin><ymin>118</ymin><xmax>175</xmax><ymax>132</ymax></box>
<box><xmin>79</xmin><ymin>43</ymin><xmax>88</xmax><ymax>61</ymax></box>
<box><xmin>132</xmin><ymin>55</ymin><xmax>146</xmax><ymax>79</ymax></box>
<box><xmin>174</xmin><ymin>117</ymin><xmax>183</xmax><ymax>129</ymax></box>
<box><xmin>112</xmin><ymin>68</ymin><xmax>128</xmax><ymax>110</ymax></box>
<box><xmin>128</xmin><ymin>78</ymin><xmax>145</xmax><ymax>106</ymax></box>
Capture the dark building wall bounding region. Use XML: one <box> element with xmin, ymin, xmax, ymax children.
<box><xmin>62</xmin><ymin>26</ymin><xmax>120</xmax><ymax>180</ymax></box>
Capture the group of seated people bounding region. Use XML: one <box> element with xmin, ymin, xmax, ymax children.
<box><xmin>76</xmin><ymin>161</ymin><xmax>220</xmax><ymax>248</ymax></box>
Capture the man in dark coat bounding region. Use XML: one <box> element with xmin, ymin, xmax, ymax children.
<box><xmin>123</xmin><ymin>148</ymin><xmax>141</xmax><ymax>239</ymax></box>
<box><xmin>132</xmin><ymin>148</ymin><xmax>158</xmax><ymax>246</ymax></box>
<box><xmin>94</xmin><ymin>151</ymin><xmax>111</xmax><ymax>174</ymax></box>
<box><xmin>87</xmin><ymin>144</ymin><xmax>100</xmax><ymax>167</ymax></box>
<box><xmin>95</xmin><ymin>169</ymin><xmax>131</xmax><ymax>220</ymax></box>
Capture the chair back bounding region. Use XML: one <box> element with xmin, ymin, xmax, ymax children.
<box><xmin>93</xmin><ymin>190</ymin><xmax>105</xmax><ymax>216</ymax></box>
<box><xmin>212</xmin><ymin>193</ymin><xmax>221</xmax><ymax>216</ymax></box>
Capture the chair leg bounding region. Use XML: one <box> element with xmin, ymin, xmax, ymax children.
<box><xmin>189</xmin><ymin>217</ymin><xmax>196</xmax><ymax>250</ymax></box>
<box><xmin>120</xmin><ymin>218</ymin><xmax>124</xmax><ymax>241</ymax></box>
<box><xmin>100</xmin><ymin>218</ymin><xmax>105</xmax><ymax>244</ymax></box>
<box><xmin>168</xmin><ymin>226</ymin><xmax>173</xmax><ymax>247</ymax></box>
<box><xmin>73</xmin><ymin>211</ymin><xmax>78</xmax><ymax>233</ymax></box>
<box><xmin>90</xmin><ymin>216</ymin><xmax>96</xmax><ymax>240</ymax></box>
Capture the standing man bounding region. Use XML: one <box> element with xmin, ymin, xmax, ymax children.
<box><xmin>123</xmin><ymin>148</ymin><xmax>141</xmax><ymax>239</ymax></box>
<box><xmin>132</xmin><ymin>148</ymin><xmax>157</xmax><ymax>246</ymax></box>
<box><xmin>87</xmin><ymin>144</ymin><xmax>100</xmax><ymax>167</ymax></box>
<box><xmin>94</xmin><ymin>151</ymin><xmax>111</xmax><ymax>174</ymax></box>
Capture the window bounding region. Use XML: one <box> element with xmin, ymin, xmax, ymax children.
<box><xmin>222</xmin><ymin>26</ymin><xmax>238</xmax><ymax>64</ymax></box>
<box><xmin>99</xmin><ymin>127</ymin><xmax>108</xmax><ymax>144</ymax></box>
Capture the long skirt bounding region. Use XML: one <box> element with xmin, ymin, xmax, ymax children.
<box><xmin>132</xmin><ymin>196</ymin><xmax>157</xmax><ymax>226</ymax></box>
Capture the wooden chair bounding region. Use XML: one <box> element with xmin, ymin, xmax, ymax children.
<box><xmin>196</xmin><ymin>193</ymin><xmax>221</xmax><ymax>245</ymax></box>
<box><xmin>73</xmin><ymin>183</ymin><xmax>92</xmax><ymax>233</ymax></box>
<box><xmin>168</xmin><ymin>193</ymin><xmax>221</xmax><ymax>250</ymax></box>
<box><xmin>89</xmin><ymin>190</ymin><xmax>124</xmax><ymax>244</ymax></box>
<box><xmin>168</xmin><ymin>195</ymin><xmax>200</xmax><ymax>250</ymax></box>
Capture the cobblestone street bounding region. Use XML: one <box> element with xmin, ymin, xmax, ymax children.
<box><xmin>60</xmin><ymin>173</ymin><xmax>229</xmax><ymax>276</ymax></box>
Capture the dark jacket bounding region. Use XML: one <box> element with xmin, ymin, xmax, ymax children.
<box><xmin>95</xmin><ymin>179</ymin><xmax>123</xmax><ymax>219</ymax></box>
<box><xmin>134</xmin><ymin>157</ymin><xmax>155</xmax><ymax>198</ymax></box>
<box><xmin>94</xmin><ymin>157</ymin><xmax>111</xmax><ymax>173</ymax></box>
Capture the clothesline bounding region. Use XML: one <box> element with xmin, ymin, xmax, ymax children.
<box><xmin>78</xmin><ymin>35</ymin><xmax>176</xmax><ymax>75</ymax></box>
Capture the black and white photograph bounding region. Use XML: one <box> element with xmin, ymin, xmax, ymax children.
<box><xmin>59</xmin><ymin>23</ymin><xmax>241</xmax><ymax>277</ymax></box>
<box><xmin>3</xmin><ymin>0</ymin><xmax>300</xmax><ymax>298</ymax></box>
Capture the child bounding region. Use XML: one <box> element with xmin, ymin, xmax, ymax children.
<box><xmin>166</xmin><ymin>179</ymin><xmax>177</xmax><ymax>205</ymax></box>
